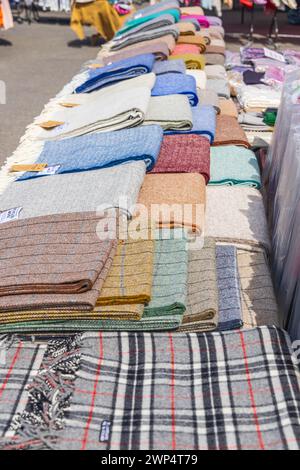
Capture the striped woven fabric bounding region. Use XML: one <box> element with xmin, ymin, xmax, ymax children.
<box><xmin>0</xmin><ymin>213</ymin><xmax>117</xmax><ymax>313</ymax></box>
<box><xmin>237</xmin><ymin>247</ymin><xmax>279</xmax><ymax>328</ymax></box>
<box><xmin>0</xmin><ymin>336</ymin><xmax>46</xmax><ymax>439</ymax></box>
<box><xmin>0</xmin><ymin>238</ymin><xmax>187</xmax><ymax>333</ymax></box>
<box><xmin>54</xmin><ymin>327</ymin><xmax>300</xmax><ymax>450</ymax></box>
<box><xmin>179</xmin><ymin>238</ymin><xmax>218</xmax><ymax>332</ymax></box>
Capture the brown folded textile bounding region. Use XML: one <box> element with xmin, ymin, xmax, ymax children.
<box><xmin>0</xmin><ymin>212</ymin><xmax>117</xmax><ymax>311</ymax></box>
<box><xmin>137</xmin><ymin>173</ymin><xmax>206</xmax><ymax>234</ymax></box>
<box><xmin>179</xmin><ymin>237</ymin><xmax>218</xmax><ymax>332</ymax></box>
<box><xmin>205</xmin><ymin>40</ymin><xmax>226</xmax><ymax>56</ymax></box>
<box><xmin>213</xmin><ymin>115</ymin><xmax>251</xmax><ymax>148</ymax></box>
<box><xmin>150</xmin><ymin>134</ymin><xmax>210</xmax><ymax>184</ymax></box>
<box><xmin>237</xmin><ymin>247</ymin><xmax>280</xmax><ymax>328</ymax></box>
<box><xmin>178</xmin><ymin>22</ymin><xmax>196</xmax><ymax>36</ymax></box>
<box><xmin>177</xmin><ymin>34</ymin><xmax>206</xmax><ymax>53</ymax></box>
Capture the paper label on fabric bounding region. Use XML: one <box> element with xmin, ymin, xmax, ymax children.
<box><xmin>0</xmin><ymin>207</ymin><xmax>22</xmax><ymax>224</ymax></box>
<box><xmin>99</xmin><ymin>420</ymin><xmax>111</xmax><ymax>442</ymax></box>
<box><xmin>263</xmin><ymin>48</ymin><xmax>285</xmax><ymax>63</ymax></box>
<box><xmin>38</xmin><ymin>121</ymin><xmax>65</xmax><ymax>129</ymax></box>
<box><xmin>59</xmin><ymin>102</ymin><xmax>80</xmax><ymax>108</ymax></box>
<box><xmin>37</xmin><ymin>165</ymin><xmax>61</xmax><ymax>176</ymax></box>
<box><xmin>10</xmin><ymin>163</ymin><xmax>48</xmax><ymax>172</ymax></box>
<box><xmin>88</xmin><ymin>63</ymin><xmax>103</xmax><ymax>69</ymax></box>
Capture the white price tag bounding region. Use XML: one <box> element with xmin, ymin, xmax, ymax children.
<box><xmin>37</xmin><ymin>165</ymin><xmax>61</xmax><ymax>176</ymax></box>
<box><xmin>0</xmin><ymin>207</ymin><xmax>22</xmax><ymax>224</ymax></box>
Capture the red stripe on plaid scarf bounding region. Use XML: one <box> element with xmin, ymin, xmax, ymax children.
<box><xmin>81</xmin><ymin>331</ymin><xmax>103</xmax><ymax>451</ymax></box>
<box><xmin>239</xmin><ymin>331</ymin><xmax>265</xmax><ymax>450</ymax></box>
<box><xmin>0</xmin><ymin>340</ymin><xmax>23</xmax><ymax>399</ymax></box>
<box><xmin>169</xmin><ymin>333</ymin><xmax>176</xmax><ymax>450</ymax></box>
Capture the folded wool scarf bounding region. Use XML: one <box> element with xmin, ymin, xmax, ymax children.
<box><xmin>205</xmin><ymin>186</ymin><xmax>271</xmax><ymax>253</ymax></box>
<box><xmin>144</xmin><ymin>94</ymin><xmax>193</xmax><ymax>131</ymax></box>
<box><xmin>205</xmin><ymin>53</ymin><xmax>225</xmax><ymax>66</ymax></box>
<box><xmin>216</xmin><ymin>244</ymin><xmax>243</xmax><ymax>331</ymax></box>
<box><xmin>153</xmin><ymin>58</ymin><xmax>186</xmax><ymax>75</ymax></box>
<box><xmin>198</xmin><ymin>89</ymin><xmax>220</xmax><ymax>113</ymax></box>
<box><xmin>181</xmin><ymin>6</ymin><xmax>205</xmax><ymax>16</ymax></box>
<box><xmin>213</xmin><ymin>115</ymin><xmax>251</xmax><ymax>148</ymax></box>
<box><xmin>178</xmin><ymin>21</ymin><xmax>197</xmax><ymax>35</ymax></box>
<box><xmin>150</xmin><ymin>134</ymin><xmax>210</xmax><ymax>183</ymax></box>
<box><xmin>205</xmin><ymin>64</ymin><xmax>227</xmax><ymax>79</ymax></box>
<box><xmin>186</xmin><ymin>69</ymin><xmax>207</xmax><ymax>90</ymax></box>
<box><xmin>169</xmin><ymin>53</ymin><xmax>205</xmax><ymax>70</ymax></box>
<box><xmin>74</xmin><ymin>53</ymin><xmax>155</xmax><ymax>94</ymax></box>
<box><xmin>117</xmin><ymin>8</ymin><xmax>180</xmax><ymax>34</ymax></box>
<box><xmin>0</xmin><ymin>212</ymin><xmax>116</xmax><ymax>297</ymax></box>
<box><xmin>0</xmin><ymin>163</ymin><xmax>146</xmax><ymax>220</ymax></box>
<box><xmin>177</xmin><ymin>34</ymin><xmax>206</xmax><ymax>53</ymax></box>
<box><xmin>18</xmin><ymin>126</ymin><xmax>163</xmax><ymax>181</ymax></box>
<box><xmin>165</xmin><ymin>104</ymin><xmax>216</xmax><ymax>143</ymax></box>
<box><xmin>205</xmin><ymin>40</ymin><xmax>226</xmax><ymax>56</ymax></box>
<box><xmin>137</xmin><ymin>173</ymin><xmax>206</xmax><ymax>234</ymax></box>
<box><xmin>0</xmin><ymin>215</ymin><xmax>117</xmax><ymax>313</ymax></box>
<box><xmin>237</xmin><ymin>247</ymin><xmax>279</xmax><ymax>328</ymax></box>
<box><xmin>208</xmin><ymin>25</ymin><xmax>225</xmax><ymax>38</ymax></box>
<box><xmin>36</xmin><ymin>78</ymin><xmax>154</xmax><ymax>140</ymax></box>
<box><xmin>3</xmin><ymin>327</ymin><xmax>300</xmax><ymax>450</ymax></box>
<box><xmin>97</xmin><ymin>238</ymin><xmax>153</xmax><ymax>305</ymax></box>
<box><xmin>218</xmin><ymin>98</ymin><xmax>238</xmax><ymax>118</ymax></box>
<box><xmin>179</xmin><ymin>237</ymin><xmax>219</xmax><ymax>332</ymax></box>
<box><xmin>101</xmin><ymin>38</ymin><xmax>171</xmax><ymax>64</ymax></box>
<box><xmin>114</xmin><ymin>14</ymin><xmax>176</xmax><ymax>41</ymax></box>
<box><xmin>206</xmin><ymin>78</ymin><xmax>230</xmax><ymax>99</ymax></box>
<box><xmin>206</xmin><ymin>16</ymin><xmax>223</xmax><ymax>27</ymax></box>
<box><xmin>110</xmin><ymin>25</ymin><xmax>179</xmax><ymax>51</ymax></box>
<box><xmin>209</xmin><ymin>146</ymin><xmax>261</xmax><ymax>188</ymax></box>
<box><xmin>180</xmin><ymin>17</ymin><xmax>201</xmax><ymax>31</ymax></box>
<box><xmin>151</xmin><ymin>72</ymin><xmax>198</xmax><ymax>106</ymax></box>
<box><xmin>2</xmin><ymin>238</ymin><xmax>188</xmax><ymax>332</ymax></box>
<box><xmin>172</xmin><ymin>43</ymin><xmax>201</xmax><ymax>56</ymax></box>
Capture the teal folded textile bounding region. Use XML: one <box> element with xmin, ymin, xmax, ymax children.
<box><xmin>18</xmin><ymin>126</ymin><xmax>163</xmax><ymax>181</ymax></box>
<box><xmin>165</xmin><ymin>105</ymin><xmax>216</xmax><ymax>143</ymax></box>
<box><xmin>153</xmin><ymin>59</ymin><xmax>186</xmax><ymax>75</ymax></box>
<box><xmin>209</xmin><ymin>145</ymin><xmax>261</xmax><ymax>188</ymax></box>
<box><xmin>0</xmin><ymin>238</ymin><xmax>188</xmax><ymax>333</ymax></box>
<box><xmin>74</xmin><ymin>54</ymin><xmax>155</xmax><ymax>94</ymax></box>
<box><xmin>151</xmin><ymin>72</ymin><xmax>198</xmax><ymax>106</ymax></box>
<box><xmin>117</xmin><ymin>8</ymin><xmax>180</xmax><ymax>37</ymax></box>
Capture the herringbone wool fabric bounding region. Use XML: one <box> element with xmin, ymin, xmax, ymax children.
<box><xmin>0</xmin><ymin>212</ymin><xmax>116</xmax><ymax>297</ymax></box>
<box><xmin>150</xmin><ymin>135</ymin><xmax>210</xmax><ymax>183</ymax></box>
<box><xmin>56</xmin><ymin>327</ymin><xmax>300</xmax><ymax>450</ymax></box>
<box><xmin>237</xmin><ymin>247</ymin><xmax>280</xmax><ymax>328</ymax></box>
<box><xmin>179</xmin><ymin>237</ymin><xmax>218</xmax><ymax>332</ymax></box>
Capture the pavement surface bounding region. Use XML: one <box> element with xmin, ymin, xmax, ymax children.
<box><xmin>0</xmin><ymin>8</ymin><xmax>299</xmax><ymax>164</ymax></box>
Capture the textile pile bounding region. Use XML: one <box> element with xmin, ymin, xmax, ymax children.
<box><xmin>0</xmin><ymin>0</ymin><xmax>299</xmax><ymax>451</ymax></box>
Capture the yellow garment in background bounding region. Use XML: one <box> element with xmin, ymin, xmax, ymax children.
<box><xmin>71</xmin><ymin>0</ymin><xmax>122</xmax><ymax>41</ymax></box>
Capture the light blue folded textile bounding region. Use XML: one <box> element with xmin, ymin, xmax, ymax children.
<box><xmin>209</xmin><ymin>146</ymin><xmax>261</xmax><ymax>188</ymax></box>
<box><xmin>74</xmin><ymin>54</ymin><xmax>155</xmax><ymax>94</ymax></box>
<box><xmin>151</xmin><ymin>72</ymin><xmax>198</xmax><ymax>106</ymax></box>
<box><xmin>206</xmin><ymin>78</ymin><xmax>230</xmax><ymax>99</ymax></box>
<box><xmin>165</xmin><ymin>105</ymin><xmax>216</xmax><ymax>143</ymax></box>
<box><xmin>153</xmin><ymin>59</ymin><xmax>186</xmax><ymax>75</ymax></box>
<box><xmin>18</xmin><ymin>126</ymin><xmax>163</xmax><ymax>181</ymax></box>
<box><xmin>216</xmin><ymin>245</ymin><xmax>243</xmax><ymax>331</ymax></box>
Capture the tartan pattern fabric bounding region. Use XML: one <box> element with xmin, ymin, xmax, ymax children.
<box><xmin>58</xmin><ymin>326</ymin><xmax>300</xmax><ymax>450</ymax></box>
<box><xmin>0</xmin><ymin>336</ymin><xmax>46</xmax><ymax>439</ymax></box>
